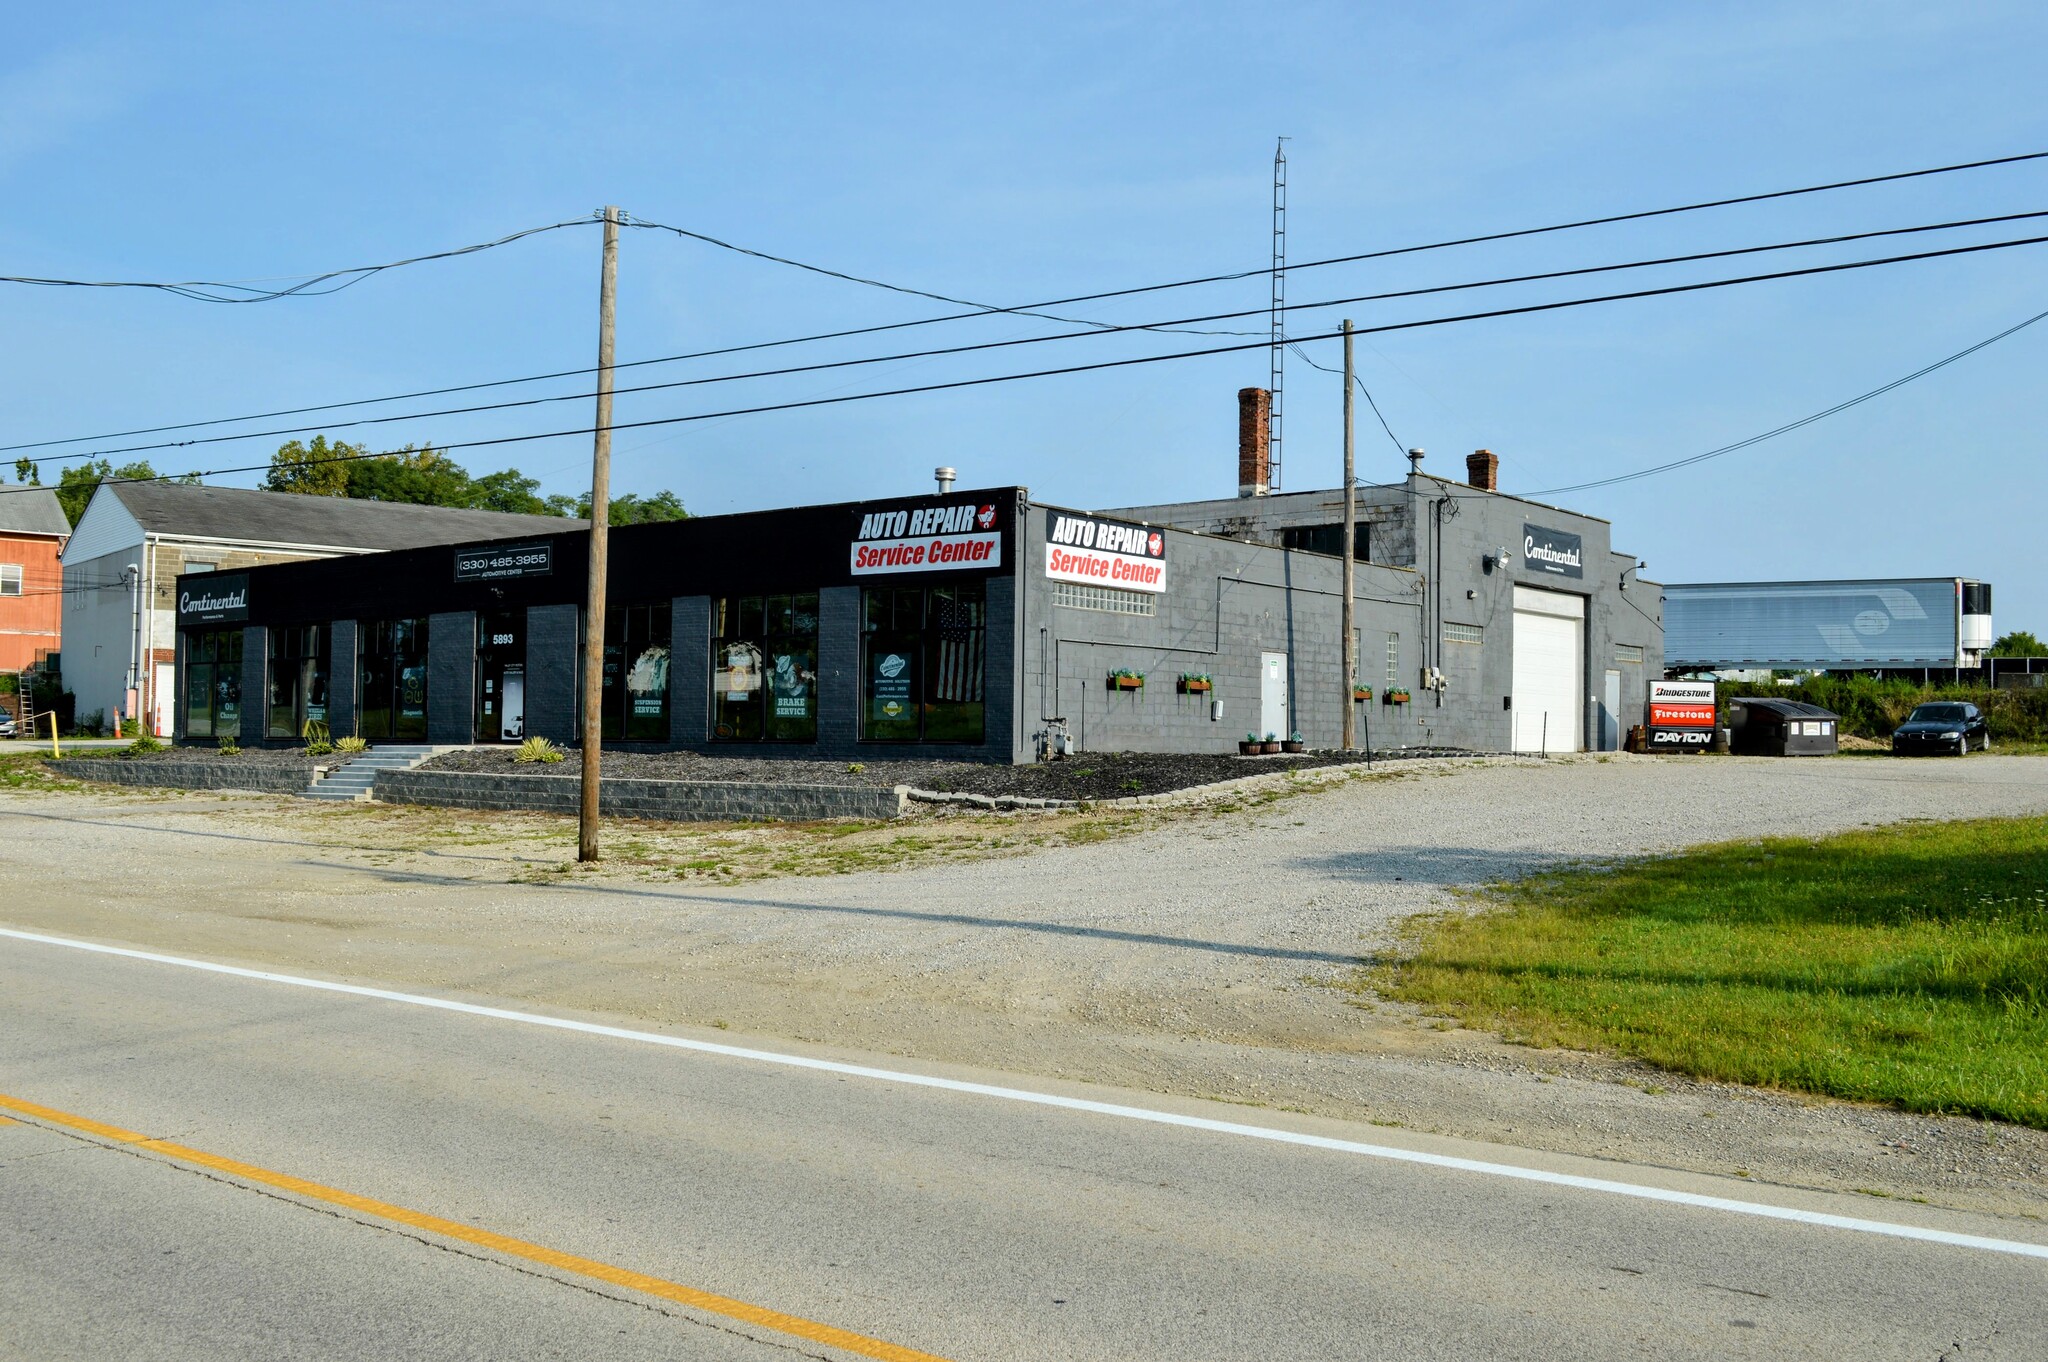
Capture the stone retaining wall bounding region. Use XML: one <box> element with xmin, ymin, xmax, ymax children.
<box><xmin>374</xmin><ymin>769</ymin><xmax>909</xmax><ymax>822</ymax></box>
<box><xmin>64</xmin><ymin>760</ymin><xmax>315</xmax><ymax>795</ymax></box>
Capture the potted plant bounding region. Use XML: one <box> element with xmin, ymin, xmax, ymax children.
<box><xmin>1260</xmin><ymin>732</ymin><xmax>1283</xmax><ymax>755</ymax></box>
<box><xmin>1385</xmin><ymin>687</ymin><xmax>1412</xmax><ymax>705</ymax></box>
<box><xmin>1283</xmin><ymin>731</ymin><xmax>1306</xmax><ymax>754</ymax></box>
<box><xmin>1107</xmin><ymin>668</ymin><xmax>1146</xmax><ymax>692</ymax></box>
<box><xmin>1177</xmin><ymin>672</ymin><xmax>1213</xmax><ymax>694</ymax></box>
<box><xmin>1239</xmin><ymin>732</ymin><xmax>1261</xmax><ymax>755</ymax></box>
<box><xmin>1352</xmin><ymin>685</ymin><xmax>1373</xmax><ymax>703</ymax></box>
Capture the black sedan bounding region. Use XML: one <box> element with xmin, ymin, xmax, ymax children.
<box><xmin>1891</xmin><ymin>702</ymin><xmax>1990</xmax><ymax>755</ymax></box>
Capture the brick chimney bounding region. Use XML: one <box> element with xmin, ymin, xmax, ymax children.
<box><xmin>1238</xmin><ymin>387</ymin><xmax>1271</xmax><ymax>497</ymax></box>
<box><xmin>1466</xmin><ymin>448</ymin><xmax>1499</xmax><ymax>492</ymax></box>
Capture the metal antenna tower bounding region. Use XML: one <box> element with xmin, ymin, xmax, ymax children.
<box><xmin>1269</xmin><ymin>137</ymin><xmax>1289</xmax><ymax>491</ymax></box>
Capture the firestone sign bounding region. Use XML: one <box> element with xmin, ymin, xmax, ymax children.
<box><xmin>1042</xmin><ymin>510</ymin><xmax>1167</xmax><ymax>594</ymax></box>
<box><xmin>177</xmin><ymin>574</ymin><xmax>250</xmax><ymax>624</ymax></box>
<box><xmin>1647</xmin><ymin>678</ymin><xmax>1716</xmax><ymax>750</ymax></box>
<box><xmin>851</xmin><ymin>500</ymin><xmax>1002</xmax><ymax>575</ymax></box>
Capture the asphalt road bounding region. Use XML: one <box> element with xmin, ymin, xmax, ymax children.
<box><xmin>1</xmin><ymin>930</ymin><xmax>2042</xmax><ymax>1361</ymax></box>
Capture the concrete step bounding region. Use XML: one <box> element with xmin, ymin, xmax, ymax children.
<box><xmin>301</xmin><ymin>744</ymin><xmax>456</xmax><ymax>800</ymax></box>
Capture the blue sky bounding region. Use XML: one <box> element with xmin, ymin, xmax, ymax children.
<box><xmin>7</xmin><ymin>2</ymin><xmax>2046</xmax><ymax>628</ymax></box>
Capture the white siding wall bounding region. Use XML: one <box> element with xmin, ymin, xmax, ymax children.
<box><xmin>61</xmin><ymin>547</ymin><xmax>144</xmax><ymax>726</ymax></box>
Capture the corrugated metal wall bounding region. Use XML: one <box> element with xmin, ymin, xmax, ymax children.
<box><xmin>1664</xmin><ymin>579</ymin><xmax>1960</xmax><ymax>669</ymax></box>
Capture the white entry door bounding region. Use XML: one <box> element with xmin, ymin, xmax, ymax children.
<box><xmin>1259</xmin><ymin>651</ymin><xmax>1289</xmax><ymax>740</ymax></box>
<box><xmin>153</xmin><ymin>663</ymin><xmax>176</xmax><ymax>737</ymax></box>
<box><xmin>1511</xmin><ymin>586</ymin><xmax>1585</xmax><ymax>753</ymax></box>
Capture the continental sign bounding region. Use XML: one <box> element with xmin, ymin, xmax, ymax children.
<box><xmin>1043</xmin><ymin>510</ymin><xmax>1167</xmax><ymax>594</ymax></box>
<box><xmin>851</xmin><ymin>500</ymin><xmax>1002</xmax><ymax>575</ymax></box>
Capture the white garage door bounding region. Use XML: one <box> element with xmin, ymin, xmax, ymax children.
<box><xmin>1513</xmin><ymin>586</ymin><xmax>1584</xmax><ymax>753</ymax></box>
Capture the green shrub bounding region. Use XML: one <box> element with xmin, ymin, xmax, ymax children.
<box><xmin>305</xmin><ymin>740</ymin><xmax>335</xmax><ymax>757</ymax></box>
<box><xmin>216</xmin><ymin>740</ymin><xmax>241</xmax><ymax>757</ymax></box>
<box><xmin>1740</xmin><ymin>674</ymin><xmax>2048</xmax><ymax>743</ymax></box>
<box><xmin>335</xmin><ymin>736</ymin><xmax>369</xmax><ymax>755</ymax></box>
<box><xmin>515</xmin><ymin>736</ymin><xmax>566</xmax><ymax>764</ymax></box>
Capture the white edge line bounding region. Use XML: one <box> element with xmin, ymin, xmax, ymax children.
<box><xmin>5</xmin><ymin>925</ymin><xmax>2046</xmax><ymax>1263</ymax></box>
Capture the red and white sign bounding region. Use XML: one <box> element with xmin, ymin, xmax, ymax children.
<box><xmin>851</xmin><ymin>501</ymin><xmax>1003</xmax><ymax>576</ymax></box>
<box><xmin>1042</xmin><ymin>509</ymin><xmax>1168</xmax><ymax>594</ymax></box>
<box><xmin>1648</xmin><ymin>679</ymin><xmax>1716</xmax><ymax>729</ymax></box>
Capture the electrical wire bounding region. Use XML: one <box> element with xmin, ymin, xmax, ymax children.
<box><xmin>6</xmin><ymin>229</ymin><xmax>2044</xmax><ymax>500</ymax></box>
<box><xmin>1288</xmin><ymin>343</ymin><xmax>1407</xmax><ymax>457</ymax></box>
<box><xmin>627</xmin><ymin>217</ymin><xmax>1262</xmax><ymax>337</ymax></box>
<box><xmin>21</xmin><ymin>209</ymin><xmax>2048</xmax><ymax>470</ymax></box>
<box><xmin>9</xmin><ymin>148</ymin><xmax>2041</xmax><ymax>455</ymax></box>
<box><xmin>0</xmin><ymin>219</ymin><xmax>595</xmax><ymax>303</ymax></box>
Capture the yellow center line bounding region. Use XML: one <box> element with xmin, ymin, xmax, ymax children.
<box><xmin>0</xmin><ymin>1090</ymin><xmax>952</xmax><ymax>1362</ymax></box>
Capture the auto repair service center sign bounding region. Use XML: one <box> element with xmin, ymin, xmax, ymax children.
<box><xmin>1043</xmin><ymin>509</ymin><xmax>1167</xmax><ymax>594</ymax></box>
<box><xmin>850</xmin><ymin>499</ymin><xmax>1003</xmax><ymax>575</ymax></box>
<box><xmin>1647</xmin><ymin>679</ymin><xmax>1716</xmax><ymax>749</ymax></box>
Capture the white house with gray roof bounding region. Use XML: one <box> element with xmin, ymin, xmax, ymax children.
<box><xmin>61</xmin><ymin>481</ymin><xmax>581</xmax><ymax>735</ymax></box>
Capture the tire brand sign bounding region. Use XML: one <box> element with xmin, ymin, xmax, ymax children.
<box><xmin>1042</xmin><ymin>509</ymin><xmax>1167</xmax><ymax>594</ymax></box>
<box><xmin>177</xmin><ymin>574</ymin><xmax>249</xmax><ymax>624</ymax></box>
<box><xmin>851</xmin><ymin>500</ymin><xmax>1002</xmax><ymax>575</ymax></box>
<box><xmin>1522</xmin><ymin>523</ymin><xmax>1584</xmax><ymax>579</ymax></box>
<box><xmin>1647</xmin><ymin>679</ymin><xmax>1715</xmax><ymax>749</ymax></box>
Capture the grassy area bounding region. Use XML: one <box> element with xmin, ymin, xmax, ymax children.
<box><xmin>1367</xmin><ymin>816</ymin><xmax>2048</xmax><ymax>1127</ymax></box>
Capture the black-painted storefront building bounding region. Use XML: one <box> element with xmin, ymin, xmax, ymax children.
<box><xmin>174</xmin><ymin>488</ymin><xmax>1021</xmax><ymax>762</ymax></box>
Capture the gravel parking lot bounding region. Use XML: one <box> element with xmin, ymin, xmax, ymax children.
<box><xmin>7</xmin><ymin>751</ymin><xmax>2048</xmax><ymax>1214</ymax></box>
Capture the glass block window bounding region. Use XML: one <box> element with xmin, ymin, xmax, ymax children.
<box><xmin>1444</xmin><ymin>622</ymin><xmax>1484</xmax><ymax>646</ymax></box>
<box><xmin>1051</xmin><ymin>582</ymin><xmax>1155</xmax><ymax>616</ymax></box>
<box><xmin>1615</xmin><ymin>643</ymin><xmax>1645</xmax><ymax>665</ymax></box>
<box><xmin>1385</xmin><ymin>632</ymin><xmax>1401</xmax><ymax>684</ymax></box>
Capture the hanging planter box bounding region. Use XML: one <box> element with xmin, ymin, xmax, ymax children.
<box><xmin>1352</xmin><ymin>687</ymin><xmax>1373</xmax><ymax>703</ymax></box>
<box><xmin>1177</xmin><ymin>674</ymin><xmax>1213</xmax><ymax>694</ymax></box>
<box><xmin>1107</xmin><ymin>670</ymin><xmax>1146</xmax><ymax>692</ymax></box>
<box><xmin>1384</xmin><ymin>689</ymin><xmax>1412</xmax><ymax>705</ymax></box>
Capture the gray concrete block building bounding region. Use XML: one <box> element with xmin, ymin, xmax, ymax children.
<box><xmin>173</xmin><ymin>392</ymin><xmax>1661</xmax><ymax>761</ymax></box>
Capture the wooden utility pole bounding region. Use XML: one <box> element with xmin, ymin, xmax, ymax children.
<box><xmin>1341</xmin><ymin>319</ymin><xmax>1357</xmax><ymax>752</ymax></box>
<box><xmin>579</xmin><ymin>205</ymin><xmax>621</xmax><ymax>862</ymax></box>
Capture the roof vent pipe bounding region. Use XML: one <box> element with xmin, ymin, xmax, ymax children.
<box><xmin>1407</xmin><ymin>447</ymin><xmax>1426</xmax><ymax>474</ymax></box>
<box><xmin>934</xmin><ymin>466</ymin><xmax>956</xmax><ymax>494</ymax></box>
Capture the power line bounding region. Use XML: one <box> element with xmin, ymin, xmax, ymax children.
<box><xmin>9</xmin><ymin>148</ymin><xmax>2041</xmax><ymax>454</ymax></box>
<box><xmin>1523</xmin><ymin>305</ymin><xmax>2048</xmax><ymax>497</ymax></box>
<box><xmin>7</xmin><ymin>228</ymin><xmax>2044</xmax><ymax>499</ymax></box>
<box><xmin>626</xmin><ymin>218</ymin><xmax>1261</xmax><ymax>338</ymax></box>
<box><xmin>0</xmin><ymin>218</ymin><xmax>595</xmax><ymax>303</ymax></box>
<box><xmin>1288</xmin><ymin>343</ymin><xmax>1406</xmax><ymax>457</ymax></box>
<box><xmin>22</xmin><ymin>208</ymin><xmax>2047</xmax><ymax>470</ymax></box>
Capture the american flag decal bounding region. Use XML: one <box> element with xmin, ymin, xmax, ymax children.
<box><xmin>933</xmin><ymin>594</ymin><xmax>985</xmax><ymax>703</ymax></box>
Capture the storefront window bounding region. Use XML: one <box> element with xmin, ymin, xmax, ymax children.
<box><xmin>710</xmin><ymin>594</ymin><xmax>817</xmax><ymax>742</ymax></box>
<box><xmin>602</xmin><ymin>603</ymin><xmax>673</xmax><ymax>741</ymax></box>
<box><xmin>184</xmin><ymin>629</ymin><xmax>243</xmax><ymax>739</ymax></box>
<box><xmin>268</xmin><ymin>625</ymin><xmax>331</xmax><ymax>739</ymax></box>
<box><xmin>358</xmin><ymin>617</ymin><xmax>429</xmax><ymax>741</ymax></box>
<box><xmin>860</xmin><ymin>582</ymin><xmax>986</xmax><ymax>743</ymax></box>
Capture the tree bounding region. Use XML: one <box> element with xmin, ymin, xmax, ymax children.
<box><xmin>54</xmin><ymin>458</ymin><xmax>192</xmax><ymax>525</ymax></box>
<box><xmin>265</xmin><ymin>435</ymin><xmax>363</xmax><ymax>496</ymax></box>
<box><xmin>261</xmin><ymin>433</ymin><xmax>688</xmax><ymax>523</ymax></box>
<box><xmin>575</xmin><ymin>489</ymin><xmax>690</xmax><ymax>524</ymax></box>
<box><xmin>1990</xmin><ymin>631</ymin><xmax>2048</xmax><ymax>658</ymax></box>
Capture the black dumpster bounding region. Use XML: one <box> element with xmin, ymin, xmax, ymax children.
<box><xmin>1727</xmin><ymin>697</ymin><xmax>1840</xmax><ymax>756</ymax></box>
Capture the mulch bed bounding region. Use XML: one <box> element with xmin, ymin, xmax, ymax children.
<box><xmin>424</xmin><ymin>747</ymin><xmax>1461</xmax><ymax>803</ymax></box>
<box><xmin>61</xmin><ymin>744</ymin><xmax>343</xmax><ymax>768</ymax></box>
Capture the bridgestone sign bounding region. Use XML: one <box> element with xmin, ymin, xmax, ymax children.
<box><xmin>1042</xmin><ymin>509</ymin><xmax>1167</xmax><ymax>594</ymax></box>
<box><xmin>1647</xmin><ymin>678</ymin><xmax>1715</xmax><ymax>750</ymax></box>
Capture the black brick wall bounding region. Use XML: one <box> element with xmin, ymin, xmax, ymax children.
<box><xmin>427</xmin><ymin>610</ymin><xmax>477</xmax><ymax>745</ymax></box>
<box><xmin>329</xmin><ymin>619</ymin><xmax>359</xmax><ymax>740</ymax></box>
<box><xmin>526</xmin><ymin>603</ymin><xmax>579</xmax><ymax>745</ymax></box>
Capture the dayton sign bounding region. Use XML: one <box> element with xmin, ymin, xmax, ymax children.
<box><xmin>1647</xmin><ymin>679</ymin><xmax>1716</xmax><ymax>750</ymax></box>
<box><xmin>851</xmin><ymin>500</ymin><xmax>1002</xmax><ymax>575</ymax></box>
<box><xmin>1042</xmin><ymin>510</ymin><xmax>1167</xmax><ymax>594</ymax></box>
